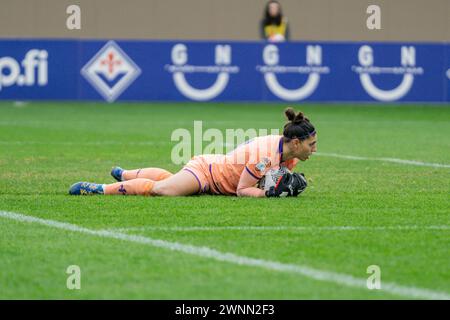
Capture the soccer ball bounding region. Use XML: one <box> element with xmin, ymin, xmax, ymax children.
<box><xmin>258</xmin><ymin>165</ymin><xmax>291</xmax><ymax>191</ymax></box>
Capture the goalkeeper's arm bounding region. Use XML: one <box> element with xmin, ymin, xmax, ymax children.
<box><xmin>236</xmin><ymin>167</ymin><xmax>266</xmax><ymax>197</ymax></box>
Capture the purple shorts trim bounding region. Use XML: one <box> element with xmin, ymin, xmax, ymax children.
<box><xmin>245</xmin><ymin>166</ymin><xmax>260</xmax><ymax>180</ymax></box>
<box><xmin>183</xmin><ymin>168</ymin><xmax>202</xmax><ymax>193</ymax></box>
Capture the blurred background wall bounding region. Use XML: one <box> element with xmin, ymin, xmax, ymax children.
<box><xmin>0</xmin><ymin>0</ymin><xmax>448</xmax><ymax>41</ymax></box>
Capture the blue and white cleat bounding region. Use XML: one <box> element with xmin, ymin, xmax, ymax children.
<box><xmin>111</xmin><ymin>166</ymin><xmax>124</xmax><ymax>182</ymax></box>
<box><xmin>69</xmin><ymin>182</ymin><xmax>104</xmax><ymax>195</ymax></box>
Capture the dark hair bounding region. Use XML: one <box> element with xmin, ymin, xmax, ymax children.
<box><xmin>283</xmin><ymin>107</ymin><xmax>316</xmax><ymax>141</ymax></box>
<box><xmin>263</xmin><ymin>1</ymin><xmax>283</xmax><ymax>26</ymax></box>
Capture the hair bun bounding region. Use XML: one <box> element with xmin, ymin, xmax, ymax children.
<box><xmin>282</xmin><ymin>108</ymin><xmax>315</xmax><ymax>140</ymax></box>
<box><xmin>284</xmin><ymin>107</ymin><xmax>296</xmax><ymax>121</ymax></box>
<box><xmin>293</xmin><ymin>112</ymin><xmax>305</xmax><ymax>124</ymax></box>
<box><xmin>285</xmin><ymin>107</ymin><xmax>306</xmax><ymax>124</ymax></box>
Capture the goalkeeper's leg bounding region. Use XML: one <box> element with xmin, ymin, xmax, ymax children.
<box><xmin>105</xmin><ymin>169</ymin><xmax>198</xmax><ymax>196</ymax></box>
<box><xmin>68</xmin><ymin>179</ymin><xmax>155</xmax><ymax>196</ymax></box>
<box><xmin>111</xmin><ymin>167</ymin><xmax>173</xmax><ymax>182</ymax></box>
<box><xmin>70</xmin><ymin>169</ymin><xmax>199</xmax><ymax>196</ymax></box>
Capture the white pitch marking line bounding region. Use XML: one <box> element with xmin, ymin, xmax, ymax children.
<box><xmin>109</xmin><ymin>225</ymin><xmax>450</xmax><ymax>233</ymax></box>
<box><xmin>1</xmin><ymin>210</ymin><xmax>449</xmax><ymax>300</ymax></box>
<box><xmin>315</xmin><ymin>152</ymin><xmax>450</xmax><ymax>168</ymax></box>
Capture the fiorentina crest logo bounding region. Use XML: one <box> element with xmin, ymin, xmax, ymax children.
<box><xmin>81</xmin><ymin>41</ymin><xmax>141</xmax><ymax>102</ymax></box>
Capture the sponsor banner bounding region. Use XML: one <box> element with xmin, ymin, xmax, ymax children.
<box><xmin>0</xmin><ymin>40</ymin><xmax>78</xmax><ymax>100</ymax></box>
<box><xmin>0</xmin><ymin>39</ymin><xmax>448</xmax><ymax>102</ymax></box>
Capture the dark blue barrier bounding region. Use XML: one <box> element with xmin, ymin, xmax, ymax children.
<box><xmin>0</xmin><ymin>39</ymin><xmax>448</xmax><ymax>103</ymax></box>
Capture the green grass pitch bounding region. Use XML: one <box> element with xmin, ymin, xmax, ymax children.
<box><xmin>0</xmin><ymin>101</ymin><xmax>449</xmax><ymax>299</ymax></box>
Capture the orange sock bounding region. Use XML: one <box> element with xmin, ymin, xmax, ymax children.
<box><xmin>104</xmin><ymin>178</ymin><xmax>155</xmax><ymax>196</ymax></box>
<box><xmin>122</xmin><ymin>168</ymin><xmax>173</xmax><ymax>181</ymax></box>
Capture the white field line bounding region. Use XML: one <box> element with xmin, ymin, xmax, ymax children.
<box><xmin>108</xmin><ymin>225</ymin><xmax>450</xmax><ymax>233</ymax></box>
<box><xmin>1</xmin><ymin>210</ymin><xmax>449</xmax><ymax>300</ymax></box>
<box><xmin>315</xmin><ymin>152</ymin><xmax>450</xmax><ymax>168</ymax></box>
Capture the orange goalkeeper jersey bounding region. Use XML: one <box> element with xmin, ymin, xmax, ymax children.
<box><xmin>198</xmin><ymin>135</ymin><xmax>298</xmax><ymax>195</ymax></box>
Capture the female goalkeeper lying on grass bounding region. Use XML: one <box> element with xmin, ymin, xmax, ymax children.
<box><xmin>69</xmin><ymin>108</ymin><xmax>317</xmax><ymax>198</ymax></box>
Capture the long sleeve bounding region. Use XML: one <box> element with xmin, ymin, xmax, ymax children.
<box><xmin>236</xmin><ymin>166</ymin><xmax>266</xmax><ymax>198</ymax></box>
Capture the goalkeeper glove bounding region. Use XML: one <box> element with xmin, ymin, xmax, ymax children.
<box><xmin>291</xmin><ymin>172</ymin><xmax>308</xmax><ymax>196</ymax></box>
<box><xmin>265</xmin><ymin>172</ymin><xmax>295</xmax><ymax>197</ymax></box>
<box><xmin>265</xmin><ymin>172</ymin><xmax>308</xmax><ymax>198</ymax></box>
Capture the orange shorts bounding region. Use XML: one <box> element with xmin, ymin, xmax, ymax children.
<box><xmin>183</xmin><ymin>155</ymin><xmax>223</xmax><ymax>195</ymax></box>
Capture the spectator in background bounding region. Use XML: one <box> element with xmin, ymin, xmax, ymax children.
<box><xmin>260</xmin><ymin>1</ymin><xmax>290</xmax><ymax>42</ymax></box>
